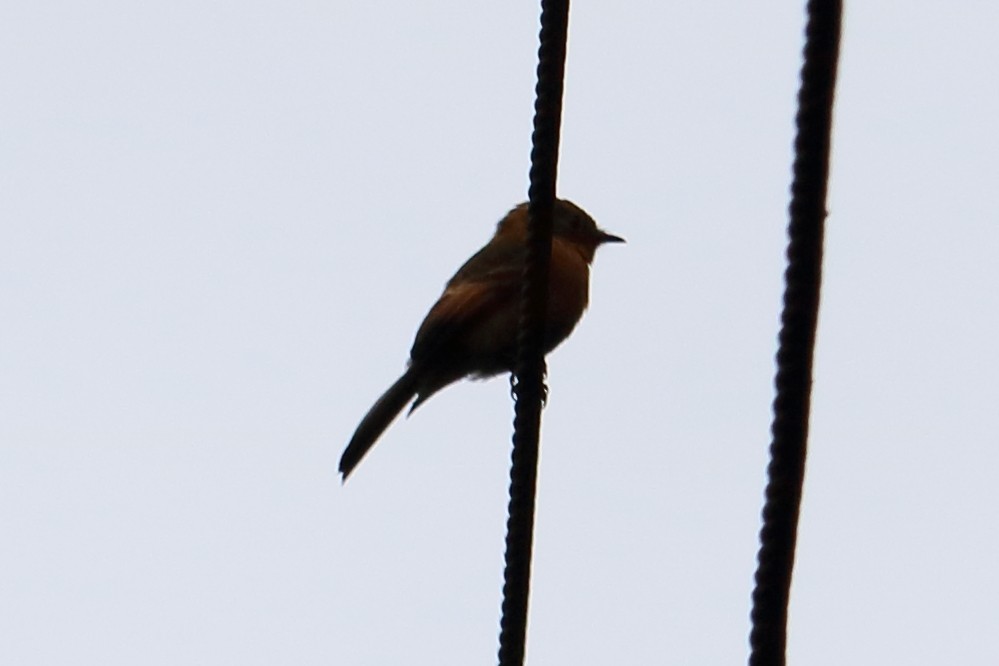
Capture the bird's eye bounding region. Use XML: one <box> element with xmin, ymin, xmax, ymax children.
<box><xmin>569</xmin><ymin>216</ymin><xmax>582</xmax><ymax>230</ymax></box>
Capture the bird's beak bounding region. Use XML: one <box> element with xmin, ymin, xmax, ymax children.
<box><xmin>598</xmin><ymin>230</ymin><xmax>626</xmax><ymax>244</ymax></box>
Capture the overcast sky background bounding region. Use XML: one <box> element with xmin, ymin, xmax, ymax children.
<box><xmin>3</xmin><ymin>2</ymin><xmax>998</xmax><ymax>664</ymax></box>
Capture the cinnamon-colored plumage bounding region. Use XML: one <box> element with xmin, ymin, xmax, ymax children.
<box><xmin>339</xmin><ymin>199</ymin><xmax>623</xmax><ymax>480</ymax></box>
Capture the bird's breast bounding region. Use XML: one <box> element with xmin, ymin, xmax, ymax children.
<box><xmin>545</xmin><ymin>238</ymin><xmax>590</xmax><ymax>351</ymax></box>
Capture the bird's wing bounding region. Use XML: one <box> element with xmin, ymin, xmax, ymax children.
<box><xmin>445</xmin><ymin>238</ymin><xmax>525</xmax><ymax>287</ymax></box>
<box><xmin>410</xmin><ymin>239</ymin><xmax>524</xmax><ymax>363</ymax></box>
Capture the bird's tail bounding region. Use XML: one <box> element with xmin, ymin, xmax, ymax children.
<box><xmin>340</xmin><ymin>367</ymin><xmax>421</xmax><ymax>480</ymax></box>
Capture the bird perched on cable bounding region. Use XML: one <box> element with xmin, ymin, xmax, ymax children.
<box><xmin>339</xmin><ymin>199</ymin><xmax>623</xmax><ymax>480</ymax></box>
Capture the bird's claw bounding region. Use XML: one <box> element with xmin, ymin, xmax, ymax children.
<box><xmin>508</xmin><ymin>369</ymin><xmax>549</xmax><ymax>408</ymax></box>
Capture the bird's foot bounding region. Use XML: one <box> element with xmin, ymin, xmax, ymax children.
<box><xmin>508</xmin><ymin>366</ymin><xmax>549</xmax><ymax>408</ymax></box>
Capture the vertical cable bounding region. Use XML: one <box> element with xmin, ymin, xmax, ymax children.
<box><xmin>496</xmin><ymin>1</ymin><xmax>570</xmax><ymax>665</ymax></box>
<box><xmin>749</xmin><ymin>1</ymin><xmax>842</xmax><ymax>665</ymax></box>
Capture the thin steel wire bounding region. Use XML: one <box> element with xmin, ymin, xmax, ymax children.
<box><xmin>496</xmin><ymin>1</ymin><xmax>570</xmax><ymax>665</ymax></box>
<box><xmin>749</xmin><ymin>1</ymin><xmax>842</xmax><ymax>664</ymax></box>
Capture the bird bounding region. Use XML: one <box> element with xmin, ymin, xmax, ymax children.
<box><xmin>339</xmin><ymin>199</ymin><xmax>623</xmax><ymax>480</ymax></box>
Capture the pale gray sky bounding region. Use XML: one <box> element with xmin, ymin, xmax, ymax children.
<box><xmin>2</xmin><ymin>2</ymin><xmax>997</xmax><ymax>664</ymax></box>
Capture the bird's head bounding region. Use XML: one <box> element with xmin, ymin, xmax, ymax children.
<box><xmin>551</xmin><ymin>199</ymin><xmax>624</xmax><ymax>262</ymax></box>
<box><xmin>497</xmin><ymin>199</ymin><xmax>624</xmax><ymax>263</ymax></box>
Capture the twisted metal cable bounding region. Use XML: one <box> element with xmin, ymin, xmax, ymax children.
<box><xmin>749</xmin><ymin>1</ymin><xmax>842</xmax><ymax>665</ymax></box>
<box><xmin>497</xmin><ymin>1</ymin><xmax>570</xmax><ymax>665</ymax></box>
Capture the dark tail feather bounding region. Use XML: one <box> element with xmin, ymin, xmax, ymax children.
<box><xmin>340</xmin><ymin>368</ymin><xmax>420</xmax><ymax>480</ymax></box>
